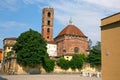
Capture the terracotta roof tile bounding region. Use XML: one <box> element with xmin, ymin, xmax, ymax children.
<box><xmin>3</xmin><ymin>37</ymin><xmax>17</xmax><ymax>41</ymax></box>
<box><xmin>57</xmin><ymin>24</ymin><xmax>86</xmax><ymax>37</ymax></box>
<box><xmin>47</xmin><ymin>41</ymin><xmax>56</xmax><ymax>44</ymax></box>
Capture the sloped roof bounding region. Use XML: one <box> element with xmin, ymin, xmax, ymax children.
<box><xmin>57</xmin><ymin>24</ymin><xmax>86</xmax><ymax>37</ymax></box>
<box><xmin>3</xmin><ymin>37</ymin><xmax>17</xmax><ymax>41</ymax></box>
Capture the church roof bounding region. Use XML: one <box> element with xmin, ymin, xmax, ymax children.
<box><xmin>57</xmin><ymin>24</ymin><xmax>86</xmax><ymax>38</ymax></box>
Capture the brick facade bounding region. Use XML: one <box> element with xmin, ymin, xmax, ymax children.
<box><xmin>55</xmin><ymin>24</ymin><xmax>89</xmax><ymax>56</ymax></box>
<box><xmin>41</xmin><ymin>8</ymin><xmax>89</xmax><ymax>56</ymax></box>
<box><xmin>42</xmin><ymin>8</ymin><xmax>54</xmax><ymax>42</ymax></box>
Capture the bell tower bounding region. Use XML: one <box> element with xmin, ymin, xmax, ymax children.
<box><xmin>42</xmin><ymin>8</ymin><xmax>54</xmax><ymax>42</ymax></box>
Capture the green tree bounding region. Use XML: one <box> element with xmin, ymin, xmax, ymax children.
<box><xmin>13</xmin><ymin>29</ymin><xmax>47</xmax><ymax>68</ymax></box>
<box><xmin>70</xmin><ymin>54</ymin><xmax>86</xmax><ymax>70</ymax></box>
<box><xmin>92</xmin><ymin>41</ymin><xmax>101</xmax><ymax>51</ymax></box>
<box><xmin>42</xmin><ymin>57</ymin><xmax>55</xmax><ymax>73</ymax></box>
<box><xmin>87</xmin><ymin>41</ymin><xmax>101</xmax><ymax>67</ymax></box>
<box><xmin>57</xmin><ymin>57</ymin><xmax>70</xmax><ymax>70</ymax></box>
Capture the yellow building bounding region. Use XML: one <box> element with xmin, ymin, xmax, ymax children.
<box><xmin>2</xmin><ymin>37</ymin><xmax>17</xmax><ymax>74</ymax></box>
<box><xmin>101</xmin><ymin>12</ymin><xmax>120</xmax><ymax>80</ymax></box>
<box><xmin>3</xmin><ymin>38</ymin><xmax>16</xmax><ymax>55</ymax></box>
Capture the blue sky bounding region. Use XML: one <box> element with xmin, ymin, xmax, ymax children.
<box><xmin>0</xmin><ymin>0</ymin><xmax>120</xmax><ymax>48</ymax></box>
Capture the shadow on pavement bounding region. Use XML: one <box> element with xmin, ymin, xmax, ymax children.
<box><xmin>0</xmin><ymin>77</ymin><xmax>8</xmax><ymax>80</ymax></box>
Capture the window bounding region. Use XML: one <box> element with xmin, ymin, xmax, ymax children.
<box><xmin>48</xmin><ymin>20</ymin><xmax>50</xmax><ymax>25</ymax></box>
<box><xmin>42</xmin><ymin>21</ymin><xmax>44</xmax><ymax>24</ymax></box>
<box><xmin>48</xmin><ymin>12</ymin><xmax>51</xmax><ymax>17</ymax></box>
<box><xmin>47</xmin><ymin>36</ymin><xmax>49</xmax><ymax>39</ymax></box>
<box><xmin>74</xmin><ymin>47</ymin><xmax>79</xmax><ymax>53</ymax></box>
<box><xmin>8</xmin><ymin>47</ymin><xmax>10</xmax><ymax>49</ymax></box>
<box><xmin>43</xmin><ymin>11</ymin><xmax>44</xmax><ymax>14</ymax></box>
<box><xmin>47</xmin><ymin>28</ymin><xmax>50</xmax><ymax>33</ymax></box>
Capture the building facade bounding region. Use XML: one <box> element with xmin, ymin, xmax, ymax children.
<box><xmin>41</xmin><ymin>8</ymin><xmax>57</xmax><ymax>57</ymax></box>
<box><xmin>101</xmin><ymin>12</ymin><xmax>120</xmax><ymax>80</ymax></box>
<box><xmin>42</xmin><ymin>8</ymin><xmax>54</xmax><ymax>42</ymax></box>
<box><xmin>2</xmin><ymin>37</ymin><xmax>17</xmax><ymax>74</ymax></box>
<box><xmin>54</xmin><ymin>23</ymin><xmax>89</xmax><ymax>56</ymax></box>
<box><xmin>47</xmin><ymin>42</ymin><xmax>57</xmax><ymax>57</ymax></box>
<box><xmin>42</xmin><ymin>8</ymin><xmax>89</xmax><ymax>56</ymax></box>
<box><xmin>3</xmin><ymin>37</ymin><xmax>16</xmax><ymax>60</ymax></box>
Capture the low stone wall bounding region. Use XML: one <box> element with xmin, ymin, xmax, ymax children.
<box><xmin>2</xmin><ymin>60</ymin><xmax>101</xmax><ymax>76</ymax></box>
<box><xmin>16</xmin><ymin>63</ymin><xmax>100</xmax><ymax>75</ymax></box>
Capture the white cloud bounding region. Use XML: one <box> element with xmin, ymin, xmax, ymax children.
<box><xmin>1</xmin><ymin>0</ymin><xmax>119</xmax><ymax>45</ymax></box>
<box><xmin>0</xmin><ymin>0</ymin><xmax>20</xmax><ymax>11</ymax></box>
<box><xmin>84</xmin><ymin>0</ymin><xmax>120</xmax><ymax>11</ymax></box>
<box><xmin>0</xmin><ymin>21</ymin><xmax>31</xmax><ymax>37</ymax></box>
<box><xmin>44</xmin><ymin>0</ymin><xmax>103</xmax><ymax>45</ymax></box>
<box><xmin>0</xmin><ymin>21</ymin><xmax>28</xmax><ymax>29</ymax></box>
<box><xmin>46</xmin><ymin>0</ymin><xmax>120</xmax><ymax>45</ymax></box>
<box><xmin>0</xmin><ymin>21</ymin><xmax>31</xmax><ymax>47</ymax></box>
<box><xmin>23</xmin><ymin>0</ymin><xmax>45</xmax><ymax>5</ymax></box>
<box><xmin>22</xmin><ymin>0</ymin><xmax>118</xmax><ymax>45</ymax></box>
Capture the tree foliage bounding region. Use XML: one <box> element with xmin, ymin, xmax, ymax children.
<box><xmin>13</xmin><ymin>29</ymin><xmax>47</xmax><ymax>68</ymax></box>
<box><xmin>42</xmin><ymin>57</ymin><xmax>55</xmax><ymax>73</ymax></box>
<box><xmin>57</xmin><ymin>57</ymin><xmax>70</xmax><ymax>70</ymax></box>
<box><xmin>92</xmin><ymin>41</ymin><xmax>101</xmax><ymax>51</ymax></box>
<box><xmin>70</xmin><ymin>54</ymin><xmax>86</xmax><ymax>70</ymax></box>
<box><xmin>87</xmin><ymin>41</ymin><xmax>101</xmax><ymax>67</ymax></box>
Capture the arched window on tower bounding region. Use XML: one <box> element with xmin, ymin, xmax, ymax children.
<box><xmin>48</xmin><ymin>20</ymin><xmax>50</xmax><ymax>25</ymax></box>
<box><xmin>47</xmin><ymin>36</ymin><xmax>49</xmax><ymax>39</ymax></box>
<box><xmin>47</xmin><ymin>28</ymin><xmax>50</xmax><ymax>33</ymax></box>
<box><xmin>74</xmin><ymin>47</ymin><xmax>79</xmax><ymax>53</ymax></box>
<box><xmin>48</xmin><ymin>12</ymin><xmax>51</xmax><ymax>17</ymax></box>
<box><xmin>43</xmin><ymin>11</ymin><xmax>45</xmax><ymax>15</ymax></box>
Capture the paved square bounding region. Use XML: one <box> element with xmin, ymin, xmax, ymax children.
<box><xmin>0</xmin><ymin>74</ymin><xmax>101</xmax><ymax>80</ymax></box>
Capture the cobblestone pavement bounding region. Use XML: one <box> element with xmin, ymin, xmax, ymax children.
<box><xmin>0</xmin><ymin>74</ymin><xmax>101</xmax><ymax>80</ymax></box>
